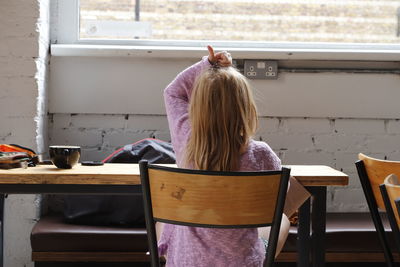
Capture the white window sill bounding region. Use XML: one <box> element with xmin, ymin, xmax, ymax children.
<box><xmin>51</xmin><ymin>44</ymin><xmax>400</xmax><ymax>61</ymax></box>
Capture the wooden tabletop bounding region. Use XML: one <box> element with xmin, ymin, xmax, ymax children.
<box><xmin>0</xmin><ymin>164</ymin><xmax>348</xmax><ymax>187</ymax></box>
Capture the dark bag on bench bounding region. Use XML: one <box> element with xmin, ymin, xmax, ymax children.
<box><xmin>63</xmin><ymin>138</ymin><xmax>175</xmax><ymax>226</ymax></box>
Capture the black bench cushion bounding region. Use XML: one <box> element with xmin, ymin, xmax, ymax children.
<box><xmin>31</xmin><ymin>215</ymin><xmax>148</xmax><ymax>252</ymax></box>
<box><xmin>283</xmin><ymin>212</ymin><xmax>397</xmax><ymax>252</ymax></box>
<box><xmin>32</xmin><ymin>212</ymin><xmax>396</xmax><ymax>254</ymax></box>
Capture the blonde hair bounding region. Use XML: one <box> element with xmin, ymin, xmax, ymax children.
<box><xmin>185</xmin><ymin>66</ymin><xmax>258</xmax><ymax>171</ymax></box>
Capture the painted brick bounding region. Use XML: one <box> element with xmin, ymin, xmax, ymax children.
<box><xmin>314</xmin><ymin>134</ymin><xmax>368</xmax><ymax>152</ymax></box>
<box><xmin>333</xmin><ymin>151</ymin><xmax>358</xmax><ymax>174</ymax></box>
<box><xmin>284</xmin><ymin>118</ymin><xmax>332</xmax><ymax>134</ymax></box>
<box><xmin>104</xmin><ymin>130</ymin><xmax>157</xmax><ymax>148</ymax></box>
<box><xmin>1</xmin><ymin>86</ymin><xmax>38</xmax><ymax>101</ymax></box>
<box><xmin>50</xmin><ymin>128</ymin><xmax>102</xmax><ymax>148</ymax></box>
<box><xmin>127</xmin><ymin>115</ymin><xmax>169</xmax><ymax>131</ymax></box>
<box><xmin>346</xmin><ymin>173</ymin><xmax>362</xmax><ymax>188</ymax></box>
<box><xmin>70</xmin><ymin>114</ymin><xmax>126</xmax><ymax>129</ymax></box>
<box><xmin>367</xmin><ymin>135</ymin><xmax>400</xmax><ymax>153</ymax></box>
<box><xmin>0</xmin><ymin>37</ymin><xmax>39</xmax><ymax>57</ymax></box>
<box><xmin>281</xmin><ymin>150</ymin><xmax>335</xmax><ymax>165</ymax></box>
<box><xmin>387</xmin><ymin>120</ymin><xmax>400</xmax><ymax>134</ymax></box>
<box><xmin>4</xmin><ymin>195</ymin><xmax>39</xmax><ymax>267</ymax></box>
<box><xmin>387</xmin><ymin>152</ymin><xmax>400</xmax><ymax>161</ymax></box>
<box><xmin>1</xmin><ymin>77</ymin><xmax>37</xmax><ymax>97</ymax></box>
<box><xmin>2</xmin><ymin>0</ymin><xmax>38</xmax><ymax>11</ymax></box>
<box><xmin>0</xmin><ymin>14</ymin><xmax>39</xmax><ymax>37</ymax></box>
<box><xmin>335</xmin><ymin>119</ymin><xmax>386</xmax><ymax>134</ymax></box>
<box><xmin>0</xmin><ymin>96</ymin><xmax>38</xmax><ymax>117</ymax></box>
<box><xmin>261</xmin><ymin>133</ymin><xmax>314</xmax><ymax>151</ymax></box>
<box><xmin>50</xmin><ymin>114</ymin><xmax>71</xmax><ymax>129</ymax></box>
<box><xmin>0</xmin><ymin>0</ymin><xmax>48</xmax><ymax>265</ymax></box>
<box><xmin>0</xmin><ymin>116</ymin><xmax>36</xmax><ymax>145</ymax></box>
<box><xmin>256</xmin><ymin>117</ymin><xmax>280</xmax><ymax>135</ymax></box>
<box><xmin>0</xmin><ymin>57</ymin><xmax>37</xmax><ymax>77</ymax></box>
<box><xmin>329</xmin><ymin>188</ymin><xmax>368</xmax><ymax>212</ymax></box>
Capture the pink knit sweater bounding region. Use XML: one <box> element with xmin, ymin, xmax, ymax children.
<box><xmin>160</xmin><ymin>56</ymin><xmax>282</xmax><ymax>267</ymax></box>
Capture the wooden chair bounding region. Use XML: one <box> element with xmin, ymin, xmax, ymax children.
<box><xmin>356</xmin><ymin>153</ymin><xmax>400</xmax><ymax>267</ymax></box>
<box><xmin>381</xmin><ymin>174</ymin><xmax>400</xmax><ymax>258</ymax></box>
<box><xmin>139</xmin><ymin>161</ymin><xmax>290</xmax><ymax>267</ymax></box>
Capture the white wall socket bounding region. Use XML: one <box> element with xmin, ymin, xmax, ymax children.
<box><xmin>244</xmin><ymin>60</ymin><xmax>278</xmax><ymax>80</ymax></box>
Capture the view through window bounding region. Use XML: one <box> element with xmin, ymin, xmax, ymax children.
<box><xmin>79</xmin><ymin>0</ymin><xmax>400</xmax><ymax>44</ymax></box>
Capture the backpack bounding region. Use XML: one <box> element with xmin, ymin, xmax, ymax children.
<box><xmin>63</xmin><ymin>138</ymin><xmax>175</xmax><ymax>226</ymax></box>
<box><xmin>0</xmin><ymin>144</ymin><xmax>38</xmax><ymax>169</ymax></box>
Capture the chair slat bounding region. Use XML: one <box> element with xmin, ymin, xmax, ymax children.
<box><xmin>148</xmin><ymin>168</ymin><xmax>281</xmax><ymax>226</ymax></box>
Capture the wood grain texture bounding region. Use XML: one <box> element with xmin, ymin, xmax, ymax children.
<box><xmin>0</xmin><ymin>164</ymin><xmax>141</xmax><ymax>185</ymax></box>
<box><xmin>148</xmin><ymin>168</ymin><xmax>281</xmax><ymax>226</ymax></box>
<box><xmin>32</xmin><ymin>248</ymin><xmax>400</xmax><ymax>262</ymax></box>
<box><xmin>285</xmin><ymin>165</ymin><xmax>348</xmax><ymax>186</ymax></box>
<box><xmin>276</xmin><ymin>252</ymin><xmax>400</xmax><ymax>262</ymax></box>
<box><xmin>359</xmin><ymin>153</ymin><xmax>400</xmax><ymax>210</ymax></box>
<box><xmin>0</xmin><ymin>164</ymin><xmax>348</xmax><ymax>187</ymax></box>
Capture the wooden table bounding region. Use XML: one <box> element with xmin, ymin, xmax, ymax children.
<box><xmin>0</xmin><ymin>164</ymin><xmax>348</xmax><ymax>267</ymax></box>
<box><xmin>284</xmin><ymin>165</ymin><xmax>348</xmax><ymax>267</ymax></box>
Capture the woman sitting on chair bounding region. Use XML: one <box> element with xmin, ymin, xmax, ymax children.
<box><xmin>159</xmin><ymin>45</ymin><xmax>290</xmax><ymax>266</ymax></box>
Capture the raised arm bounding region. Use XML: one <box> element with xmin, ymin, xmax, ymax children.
<box><xmin>164</xmin><ymin>47</ymin><xmax>233</xmax><ymax>164</ymax></box>
<box><xmin>163</xmin><ymin>56</ymin><xmax>211</xmax><ymax>163</ymax></box>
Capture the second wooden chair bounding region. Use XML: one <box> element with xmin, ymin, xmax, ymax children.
<box><xmin>356</xmin><ymin>153</ymin><xmax>400</xmax><ymax>266</ymax></box>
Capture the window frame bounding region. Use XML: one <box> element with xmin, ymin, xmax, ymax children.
<box><xmin>55</xmin><ymin>0</ymin><xmax>400</xmax><ymax>62</ymax></box>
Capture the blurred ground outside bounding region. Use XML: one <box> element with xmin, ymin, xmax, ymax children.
<box><xmin>79</xmin><ymin>0</ymin><xmax>400</xmax><ymax>44</ymax></box>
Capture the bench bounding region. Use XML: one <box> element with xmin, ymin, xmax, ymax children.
<box><xmin>30</xmin><ymin>214</ymin><xmax>150</xmax><ymax>266</ymax></box>
<box><xmin>31</xmin><ymin>212</ymin><xmax>398</xmax><ymax>266</ymax></box>
<box><xmin>277</xmin><ymin>212</ymin><xmax>399</xmax><ymax>263</ymax></box>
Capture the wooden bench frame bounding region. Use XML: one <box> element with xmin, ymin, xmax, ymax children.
<box><xmin>32</xmin><ymin>251</ymin><xmax>149</xmax><ymax>262</ymax></box>
<box><xmin>32</xmin><ymin>251</ymin><xmax>400</xmax><ymax>263</ymax></box>
<box><xmin>277</xmin><ymin>252</ymin><xmax>400</xmax><ymax>262</ymax></box>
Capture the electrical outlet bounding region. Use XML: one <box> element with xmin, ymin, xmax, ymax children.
<box><xmin>244</xmin><ymin>60</ymin><xmax>278</xmax><ymax>80</ymax></box>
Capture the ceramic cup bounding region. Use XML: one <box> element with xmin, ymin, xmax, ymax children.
<box><xmin>49</xmin><ymin>145</ymin><xmax>81</xmax><ymax>169</ymax></box>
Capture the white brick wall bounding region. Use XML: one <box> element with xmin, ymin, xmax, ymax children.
<box><xmin>49</xmin><ymin>115</ymin><xmax>400</xmax><ymax>212</ymax></box>
<box><xmin>0</xmin><ymin>0</ymin><xmax>49</xmax><ymax>266</ymax></box>
<box><xmin>49</xmin><ymin>114</ymin><xmax>172</xmax><ymax>161</ymax></box>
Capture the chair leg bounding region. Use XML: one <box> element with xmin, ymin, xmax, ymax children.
<box><xmin>356</xmin><ymin>160</ymin><xmax>395</xmax><ymax>267</ymax></box>
<box><xmin>140</xmin><ymin>161</ymin><xmax>161</xmax><ymax>267</ymax></box>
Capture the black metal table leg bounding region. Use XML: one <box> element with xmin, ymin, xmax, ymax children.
<box><xmin>0</xmin><ymin>194</ymin><xmax>4</xmax><ymax>267</ymax></box>
<box><xmin>297</xmin><ymin>197</ymin><xmax>311</xmax><ymax>267</ymax></box>
<box><xmin>309</xmin><ymin>186</ymin><xmax>327</xmax><ymax>267</ymax></box>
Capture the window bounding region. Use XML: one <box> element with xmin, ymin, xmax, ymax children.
<box><xmin>58</xmin><ymin>0</ymin><xmax>400</xmax><ymax>45</ymax></box>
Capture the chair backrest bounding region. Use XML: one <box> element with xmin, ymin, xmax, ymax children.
<box><xmin>383</xmin><ymin>174</ymin><xmax>400</xmax><ymax>226</ymax></box>
<box><xmin>358</xmin><ymin>153</ymin><xmax>400</xmax><ymax>210</ymax></box>
<box><xmin>357</xmin><ymin>153</ymin><xmax>400</xmax><ymax>266</ymax></box>
<box><xmin>139</xmin><ymin>161</ymin><xmax>290</xmax><ymax>267</ymax></box>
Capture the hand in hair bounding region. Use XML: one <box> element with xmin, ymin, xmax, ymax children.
<box><xmin>207</xmin><ymin>45</ymin><xmax>232</xmax><ymax>67</ymax></box>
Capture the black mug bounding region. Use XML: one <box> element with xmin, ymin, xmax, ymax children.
<box><xmin>49</xmin><ymin>145</ymin><xmax>81</xmax><ymax>169</ymax></box>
